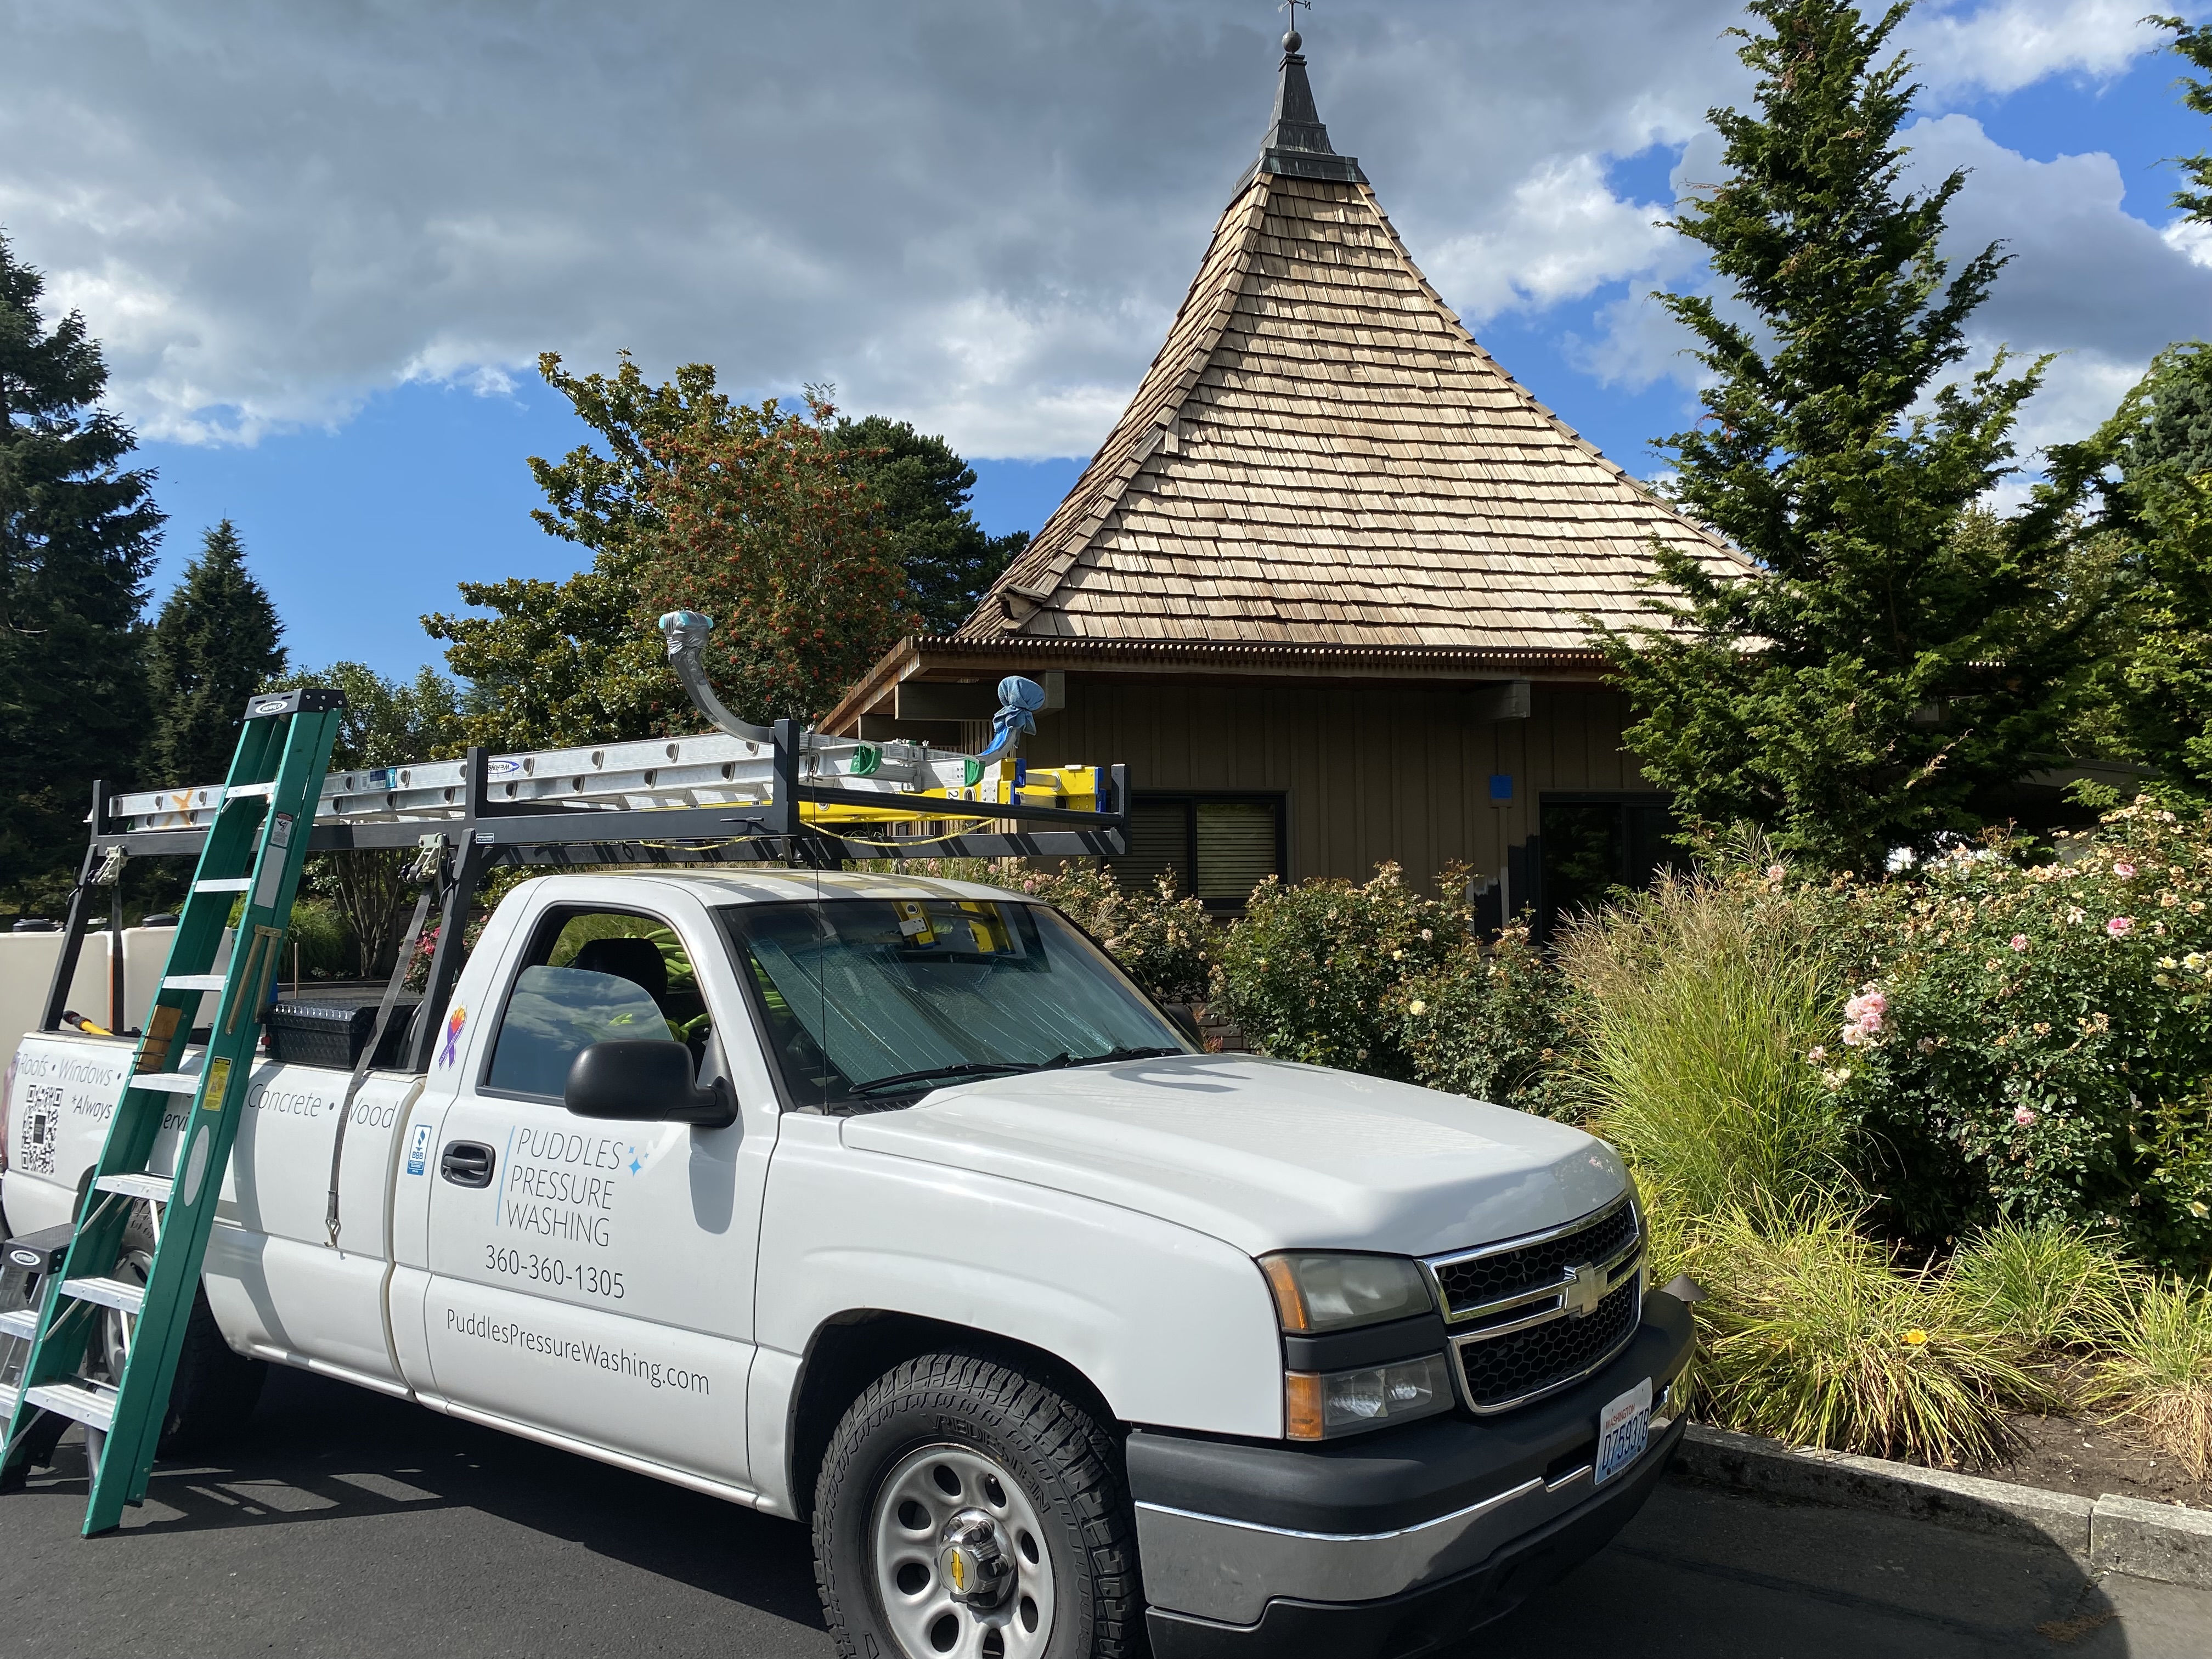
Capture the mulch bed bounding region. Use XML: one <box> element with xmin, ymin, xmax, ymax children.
<box><xmin>1964</xmin><ymin>1408</ymin><xmax>2212</xmax><ymax>1511</ymax></box>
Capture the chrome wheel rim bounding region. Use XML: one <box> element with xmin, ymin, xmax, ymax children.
<box><xmin>869</xmin><ymin>1443</ymin><xmax>1056</xmax><ymax>1659</ymax></box>
<box><xmin>101</xmin><ymin>1246</ymin><xmax>151</xmax><ymax>1376</ymax></box>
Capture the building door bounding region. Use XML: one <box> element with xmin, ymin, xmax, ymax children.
<box><xmin>1533</xmin><ymin>793</ymin><xmax>1683</xmax><ymax>938</ymax></box>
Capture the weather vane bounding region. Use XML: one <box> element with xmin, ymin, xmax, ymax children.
<box><xmin>1280</xmin><ymin>0</ymin><xmax>1310</xmax><ymax>24</ymax></box>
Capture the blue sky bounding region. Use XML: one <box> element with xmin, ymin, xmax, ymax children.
<box><xmin>10</xmin><ymin>1</ymin><xmax>2207</xmax><ymax>681</ymax></box>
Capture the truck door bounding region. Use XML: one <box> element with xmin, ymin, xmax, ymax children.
<box><xmin>417</xmin><ymin>900</ymin><xmax>766</xmax><ymax>1487</ymax></box>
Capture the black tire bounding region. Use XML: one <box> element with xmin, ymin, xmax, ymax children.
<box><xmin>92</xmin><ymin>1203</ymin><xmax>266</xmax><ymax>1454</ymax></box>
<box><xmin>812</xmin><ymin>1351</ymin><xmax>1139</xmax><ymax>1659</ymax></box>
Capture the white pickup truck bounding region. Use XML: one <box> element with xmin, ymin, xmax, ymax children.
<box><xmin>4</xmin><ymin>866</ymin><xmax>1691</xmax><ymax>1658</ymax></box>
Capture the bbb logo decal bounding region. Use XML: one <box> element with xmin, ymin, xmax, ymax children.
<box><xmin>406</xmin><ymin>1121</ymin><xmax>432</xmax><ymax>1176</ymax></box>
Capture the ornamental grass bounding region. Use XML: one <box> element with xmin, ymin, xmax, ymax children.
<box><xmin>1556</xmin><ymin>862</ymin><xmax>1855</xmax><ymax>1222</ymax></box>
<box><xmin>1685</xmin><ymin>1205</ymin><xmax>2047</xmax><ymax>1466</ymax></box>
<box><xmin>1948</xmin><ymin>1219</ymin><xmax>2130</xmax><ymax>1353</ymax></box>
<box><xmin>2083</xmin><ymin>1275</ymin><xmax>2212</xmax><ymax>1477</ymax></box>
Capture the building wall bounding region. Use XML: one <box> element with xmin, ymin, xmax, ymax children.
<box><xmin>1024</xmin><ymin>675</ymin><xmax>1651</xmax><ymax>893</ymax></box>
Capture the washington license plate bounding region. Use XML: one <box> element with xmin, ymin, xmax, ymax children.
<box><xmin>1594</xmin><ymin>1377</ymin><xmax>1652</xmax><ymax>1487</ymax></box>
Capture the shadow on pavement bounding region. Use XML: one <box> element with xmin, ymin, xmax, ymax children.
<box><xmin>21</xmin><ymin>1368</ymin><xmax>2180</xmax><ymax>1659</ymax></box>
<box><xmin>27</xmin><ymin>1364</ymin><xmax>826</xmax><ymax>1634</ymax></box>
<box><xmin>1475</xmin><ymin>1476</ymin><xmax>2137</xmax><ymax>1659</ymax></box>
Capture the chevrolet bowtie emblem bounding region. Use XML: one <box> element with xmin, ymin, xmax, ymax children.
<box><xmin>1562</xmin><ymin>1261</ymin><xmax>1605</xmax><ymax>1318</ymax></box>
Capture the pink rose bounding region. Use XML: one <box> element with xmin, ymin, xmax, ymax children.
<box><xmin>2107</xmin><ymin>916</ymin><xmax>2135</xmax><ymax>938</ymax></box>
<box><xmin>2013</xmin><ymin>1105</ymin><xmax>2036</xmax><ymax>1127</ymax></box>
<box><xmin>1842</xmin><ymin>986</ymin><xmax>1887</xmax><ymax>1041</ymax></box>
<box><xmin>2115</xmin><ymin>862</ymin><xmax>2137</xmax><ymax>879</ymax></box>
<box><xmin>2010</xmin><ymin>935</ymin><xmax>2029</xmax><ymax>951</ymax></box>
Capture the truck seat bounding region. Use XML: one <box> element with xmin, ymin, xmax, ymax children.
<box><xmin>567</xmin><ymin>936</ymin><xmax>669</xmax><ymax>1012</ymax></box>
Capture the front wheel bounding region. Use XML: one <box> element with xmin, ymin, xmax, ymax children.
<box><xmin>812</xmin><ymin>1352</ymin><xmax>1138</xmax><ymax>1659</ymax></box>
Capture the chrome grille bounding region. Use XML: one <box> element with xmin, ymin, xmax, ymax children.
<box><xmin>1455</xmin><ymin>1277</ymin><xmax>1641</xmax><ymax>1410</ymax></box>
<box><xmin>1423</xmin><ymin>1193</ymin><xmax>1643</xmax><ymax>1414</ymax></box>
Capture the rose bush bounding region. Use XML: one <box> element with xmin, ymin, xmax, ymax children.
<box><xmin>1825</xmin><ymin>802</ymin><xmax>2212</xmax><ymax>1267</ymax></box>
<box><xmin>1384</xmin><ymin>923</ymin><xmax>1574</xmax><ymax>1118</ymax></box>
<box><xmin>1209</xmin><ymin>863</ymin><xmax>1464</xmax><ymax>1081</ymax></box>
<box><xmin>1006</xmin><ymin>863</ymin><xmax>1215</xmax><ymax>1005</ymax></box>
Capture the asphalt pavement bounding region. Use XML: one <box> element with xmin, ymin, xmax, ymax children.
<box><xmin>2</xmin><ymin>1365</ymin><xmax>2207</xmax><ymax>1657</ymax></box>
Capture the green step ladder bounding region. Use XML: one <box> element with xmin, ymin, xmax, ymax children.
<box><xmin>0</xmin><ymin>687</ymin><xmax>345</xmax><ymax>1534</ymax></box>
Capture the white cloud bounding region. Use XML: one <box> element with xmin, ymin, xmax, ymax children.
<box><xmin>0</xmin><ymin>0</ymin><xmax>2194</xmax><ymax>465</ymax></box>
<box><xmin>1425</xmin><ymin>154</ymin><xmax>1692</xmax><ymax>323</ymax></box>
<box><xmin>1897</xmin><ymin>0</ymin><xmax>2169</xmax><ymax>95</ymax></box>
<box><xmin>2165</xmin><ymin>218</ymin><xmax>2212</xmax><ymax>268</ymax></box>
<box><xmin>0</xmin><ymin>0</ymin><xmax>1759</xmax><ymax>458</ymax></box>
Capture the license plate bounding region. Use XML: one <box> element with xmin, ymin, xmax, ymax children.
<box><xmin>1594</xmin><ymin>1378</ymin><xmax>1652</xmax><ymax>1487</ymax></box>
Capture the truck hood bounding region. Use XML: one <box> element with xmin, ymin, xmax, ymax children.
<box><xmin>838</xmin><ymin>1053</ymin><xmax>1626</xmax><ymax>1258</ymax></box>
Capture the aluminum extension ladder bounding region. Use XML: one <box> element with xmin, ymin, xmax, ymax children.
<box><xmin>0</xmin><ymin>687</ymin><xmax>344</xmax><ymax>1534</ymax></box>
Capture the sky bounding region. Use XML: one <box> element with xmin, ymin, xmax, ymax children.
<box><xmin>2</xmin><ymin>0</ymin><xmax>2208</xmax><ymax>680</ymax></box>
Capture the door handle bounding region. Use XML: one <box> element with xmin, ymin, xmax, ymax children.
<box><xmin>440</xmin><ymin>1140</ymin><xmax>495</xmax><ymax>1188</ymax></box>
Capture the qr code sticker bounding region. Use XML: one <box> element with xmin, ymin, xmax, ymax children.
<box><xmin>19</xmin><ymin>1084</ymin><xmax>59</xmax><ymax>1175</ymax></box>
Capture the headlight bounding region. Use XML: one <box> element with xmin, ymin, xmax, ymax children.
<box><xmin>1259</xmin><ymin>1251</ymin><xmax>1434</xmax><ymax>1332</ymax></box>
<box><xmin>1285</xmin><ymin>1353</ymin><xmax>1455</xmax><ymax>1441</ymax></box>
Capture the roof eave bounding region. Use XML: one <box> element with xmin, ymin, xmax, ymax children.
<box><xmin>819</xmin><ymin>634</ymin><xmax>1613</xmax><ymax>735</ymax></box>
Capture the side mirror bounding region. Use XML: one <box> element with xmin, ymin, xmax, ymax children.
<box><xmin>565</xmin><ymin>1040</ymin><xmax>736</xmax><ymax>1127</ymax></box>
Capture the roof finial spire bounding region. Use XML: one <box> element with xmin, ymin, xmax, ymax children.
<box><xmin>1245</xmin><ymin>0</ymin><xmax>1363</xmax><ymax>190</ymax></box>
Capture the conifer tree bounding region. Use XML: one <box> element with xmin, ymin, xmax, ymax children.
<box><xmin>831</xmin><ymin>415</ymin><xmax>1028</xmax><ymax>634</ymax></box>
<box><xmin>145</xmin><ymin>519</ymin><xmax>287</xmax><ymax>786</ymax></box>
<box><xmin>0</xmin><ymin>229</ymin><xmax>162</xmax><ymax>907</ymax></box>
<box><xmin>1595</xmin><ymin>0</ymin><xmax>2102</xmax><ymax>871</ymax></box>
<box><xmin>2073</xmin><ymin>24</ymin><xmax>2212</xmax><ymax>792</ymax></box>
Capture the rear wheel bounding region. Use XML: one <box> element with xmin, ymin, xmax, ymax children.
<box><xmin>89</xmin><ymin>1204</ymin><xmax>265</xmax><ymax>1455</ymax></box>
<box><xmin>812</xmin><ymin>1352</ymin><xmax>1138</xmax><ymax>1659</ymax></box>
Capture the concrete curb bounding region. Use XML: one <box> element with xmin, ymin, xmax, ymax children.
<box><xmin>1671</xmin><ymin>1423</ymin><xmax>2212</xmax><ymax>1589</ymax></box>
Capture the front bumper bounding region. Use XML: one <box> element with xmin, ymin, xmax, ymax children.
<box><xmin>1133</xmin><ymin>1291</ymin><xmax>1693</xmax><ymax>1658</ymax></box>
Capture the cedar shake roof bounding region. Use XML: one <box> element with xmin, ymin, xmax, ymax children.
<box><xmin>956</xmin><ymin>34</ymin><xmax>1741</xmax><ymax>653</ymax></box>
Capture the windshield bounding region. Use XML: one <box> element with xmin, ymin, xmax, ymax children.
<box><xmin>718</xmin><ymin>897</ymin><xmax>1191</xmax><ymax>1111</ymax></box>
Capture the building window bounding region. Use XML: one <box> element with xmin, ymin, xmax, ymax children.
<box><xmin>1534</xmin><ymin>793</ymin><xmax>1683</xmax><ymax>936</ymax></box>
<box><xmin>1114</xmin><ymin>794</ymin><xmax>1286</xmax><ymax>910</ymax></box>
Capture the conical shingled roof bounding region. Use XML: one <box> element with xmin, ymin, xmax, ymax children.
<box><xmin>957</xmin><ymin>37</ymin><xmax>1740</xmax><ymax>651</ymax></box>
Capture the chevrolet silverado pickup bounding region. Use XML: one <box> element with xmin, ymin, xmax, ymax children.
<box><xmin>3</xmin><ymin>867</ymin><xmax>1691</xmax><ymax>1658</ymax></box>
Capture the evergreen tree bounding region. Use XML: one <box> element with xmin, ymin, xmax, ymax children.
<box><xmin>2155</xmin><ymin>15</ymin><xmax>2212</xmax><ymax>222</ymax></box>
<box><xmin>0</xmin><ymin>229</ymin><xmax>162</xmax><ymax>909</ymax></box>
<box><xmin>145</xmin><ymin>519</ymin><xmax>287</xmax><ymax>786</ymax></box>
<box><xmin>1595</xmin><ymin>0</ymin><xmax>2102</xmax><ymax>871</ymax></box>
<box><xmin>261</xmin><ymin>658</ymin><xmax>462</xmax><ymax>973</ymax></box>
<box><xmin>2060</xmin><ymin>25</ymin><xmax>2212</xmax><ymax>793</ymax></box>
<box><xmin>831</xmin><ymin>415</ymin><xmax>1028</xmax><ymax>634</ymax></box>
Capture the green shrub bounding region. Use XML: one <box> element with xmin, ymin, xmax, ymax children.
<box><xmin>283</xmin><ymin>896</ymin><xmax>353</xmax><ymax>980</ymax></box>
<box><xmin>2084</xmin><ymin>1274</ymin><xmax>2212</xmax><ymax>1477</ymax></box>
<box><xmin>1688</xmin><ymin>1206</ymin><xmax>2046</xmax><ymax>1465</ymax></box>
<box><xmin>1558</xmin><ymin>865</ymin><xmax>1855</xmax><ymax>1221</ymax></box>
<box><xmin>1948</xmin><ymin>1220</ymin><xmax>2128</xmax><ymax>1354</ymax></box>
<box><xmin>1831</xmin><ymin>802</ymin><xmax>2212</xmax><ymax>1267</ymax></box>
<box><xmin>1386</xmin><ymin>923</ymin><xmax>1573</xmax><ymax>1118</ymax></box>
<box><xmin>1209</xmin><ymin>864</ymin><xmax>1463</xmax><ymax>1081</ymax></box>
